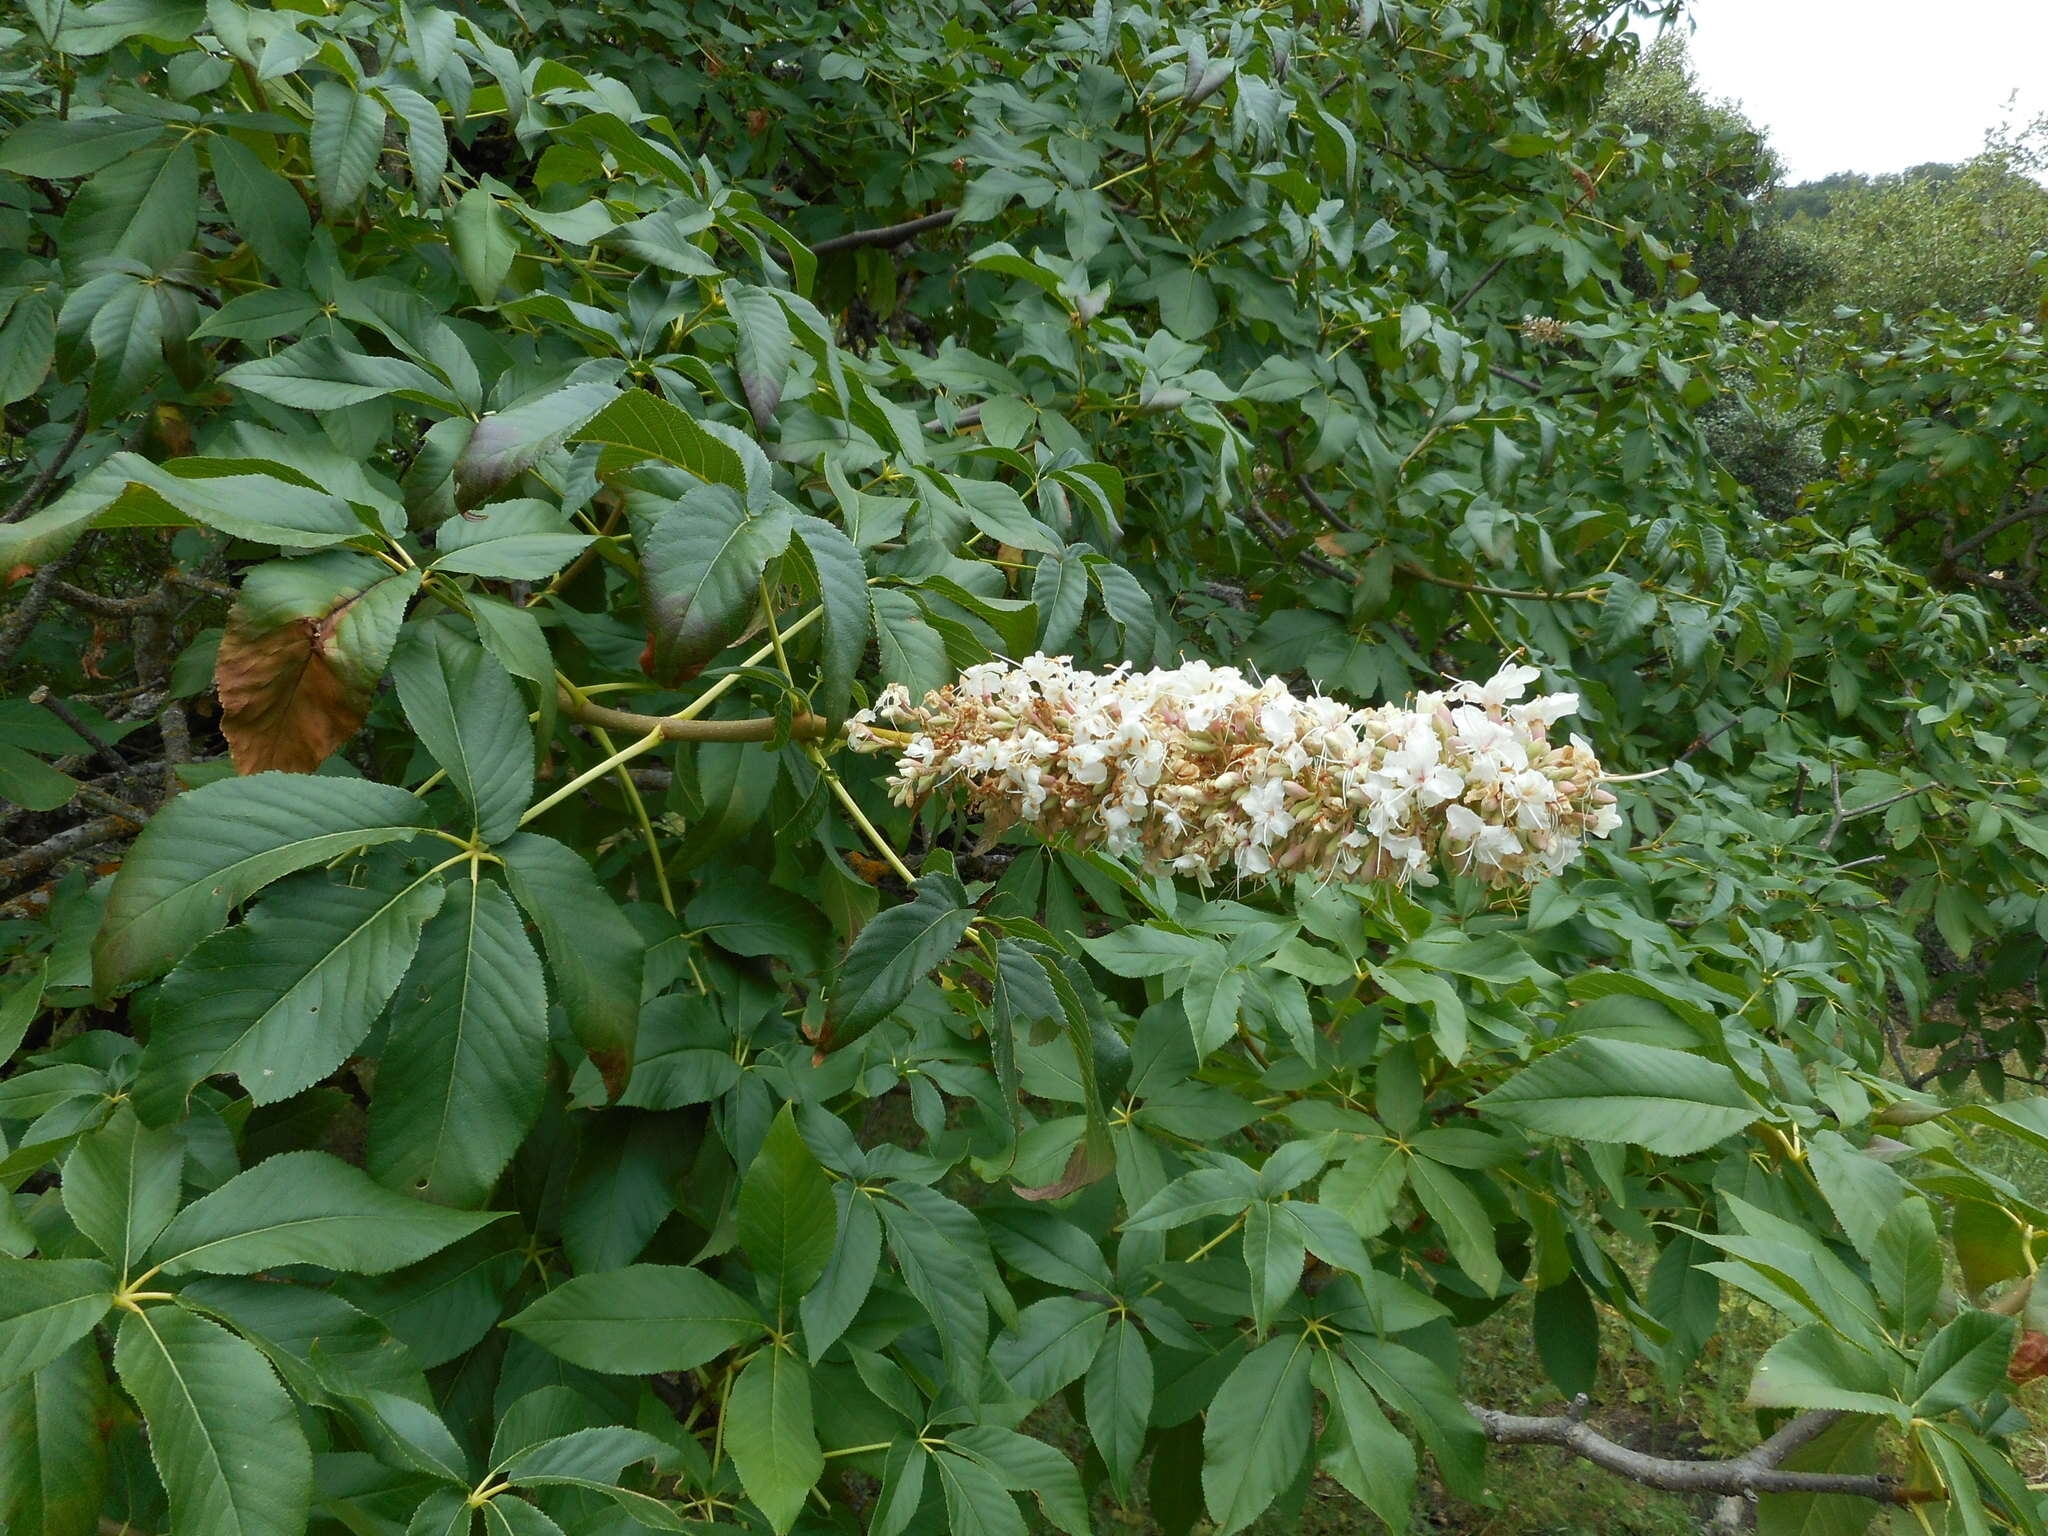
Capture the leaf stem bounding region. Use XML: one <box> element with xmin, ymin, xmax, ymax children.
<box><xmin>808</xmin><ymin>745</ymin><xmax>915</xmax><ymax>885</ymax></box>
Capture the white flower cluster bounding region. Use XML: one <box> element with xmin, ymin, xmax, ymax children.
<box><xmin>847</xmin><ymin>654</ymin><xmax>1628</xmax><ymax>887</ymax></box>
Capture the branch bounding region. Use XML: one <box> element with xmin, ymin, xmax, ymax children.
<box><xmin>2</xmin><ymin>415</ymin><xmax>89</xmax><ymax>523</ymax></box>
<box><xmin>810</xmin><ymin>208</ymin><xmax>957</xmax><ymax>256</ymax></box>
<box><xmin>555</xmin><ymin>689</ymin><xmax>831</xmax><ymax>744</ymax></box>
<box><xmin>1945</xmin><ymin>496</ymin><xmax>2048</xmax><ymax>563</ymax></box>
<box><xmin>0</xmin><ymin>815</ymin><xmax>134</xmax><ymax>899</ymax></box>
<box><xmin>1468</xmin><ymin>1402</ymin><xmax>1914</xmax><ymax>1507</ymax></box>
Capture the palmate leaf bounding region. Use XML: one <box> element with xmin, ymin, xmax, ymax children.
<box><xmin>573</xmin><ymin>388</ymin><xmax>748</xmax><ymax>490</ymax></box>
<box><xmin>61</xmin><ymin>1105</ymin><xmax>184</xmax><ymax>1278</ymax></box>
<box><xmin>628</xmin><ymin>476</ymin><xmax>793</xmax><ymax>686</ymax></box>
<box><xmin>390</xmin><ymin>623</ymin><xmax>534</xmax><ymax>844</ymax></box>
<box><xmin>737</xmin><ymin>1105</ymin><xmax>835</xmax><ymax>1321</ymax></box>
<box><xmin>114</xmin><ymin>1304</ymin><xmax>312</xmax><ymax>1536</ymax></box>
<box><xmin>503</xmin><ymin>1264</ymin><xmax>764</xmax><ymax>1373</ymax></box>
<box><xmin>725</xmin><ymin>1349</ymin><xmax>823</xmax><ymax>1534</ymax></box>
<box><xmin>1473</xmin><ymin>1036</ymin><xmax>1763</xmax><ymax>1156</ymax></box>
<box><xmin>1201</xmin><ymin>1334</ymin><xmax>1313</xmax><ymax>1534</ymax></box>
<box><xmin>149</xmin><ymin>1151</ymin><xmax>505</xmax><ymax>1276</ymax></box>
<box><xmin>217</xmin><ymin>552</ymin><xmax>421</xmax><ymax>774</ymax></box>
<box><xmin>92</xmin><ymin>773</ymin><xmax>435</xmax><ymax>993</ymax></box>
<box><xmin>311</xmin><ymin>78</ymin><xmax>386</xmax><ymax>212</ymax></box>
<box><xmin>431</xmin><ymin>499</ymin><xmax>593</xmax><ymax>581</ymax></box>
<box><xmin>452</xmin><ymin>379</ymin><xmax>617</xmax><ymax>506</ymax></box>
<box><xmin>789</xmin><ymin>514</ymin><xmax>869</xmax><ymax>718</ymax></box>
<box><xmin>818</xmin><ymin>873</ymin><xmax>976</xmax><ymax>1053</ymax></box>
<box><xmin>0</xmin><ymin>1258</ymin><xmax>114</xmax><ymax>1384</ymax></box>
<box><xmin>499</xmin><ymin>832</ymin><xmax>643</xmax><ymax>1095</ymax></box>
<box><xmin>367</xmin><ymin>875</ymin><xmax>549</xmax><ymax>1207</ymax></box>
<box><xmin>722</xmin><ymin>280</ymin><xmax>794</xmax><ymax>431</ymax></box>
<box><xmin>0</xmin><ymin>1337</ymin><xmax>108</xmax><ymax>1536</ymax></box>
<box><xmin>136</xmin><ymin>863</ymin><xmax>447</xmax><ymax>1118</ymax></box>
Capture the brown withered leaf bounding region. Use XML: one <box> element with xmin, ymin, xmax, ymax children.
<box><xmin>216</xmin><ymin>552</ymin><xmax>421</xmax><ymax>773</ymax></box>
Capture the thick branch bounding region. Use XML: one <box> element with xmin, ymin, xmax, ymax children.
<box><xmin>1469</xmin><ymin>1403</ymin><xmax>1912</xmax><ymax>1505</ymax></box>
<box><xmin>1945</xmin><ymin>496</ymin><xmax>2048</xmax><ymax>563</ymax></box>
<box><xmin>556</xmin><ymin>689</ymin><xmax>831</xmax><ymax>744</ymax></box>
<box><xmin>811</xmin><ymin>208</ymin><xmax>957</xmax><ymax>256</ymax></box>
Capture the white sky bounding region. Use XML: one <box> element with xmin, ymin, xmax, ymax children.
<box><xmin>1632</xmin><ymin>1</ymin><xmax>2048</xmax><ymax>184</ymax></box>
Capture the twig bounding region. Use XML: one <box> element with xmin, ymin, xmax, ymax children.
<box><xmin>920</xmin><ymin>402</ymin><xmax>983</xmax><ymax>434</ymax></box>
<box><xmin>0</xmin><ymin>815</ymin><xmax>132</xmax><ymax>897</ymax></box>
<box><xmin>1818</xmin><ymin>764</ymin><xmax>1845</xmax><ymax>848</ymax></box>
<box><xmin>811</xmin><ymin>208</ymin><xmax>957</xmax><ymax>256</ymax></box>
<box><xmin>1678</xmin><ymin>718</ymin><xmax>1739</xmax><ymax>763</ymax></box>
<box><xmin>0</xmin><ymin>547</ymin><xmax>85</xmax><ymax>670</ymax></box>
<box><xmin>1469</xmin><ymin>1402</ymin><xmax>1913</xmax><ymax>1507</ymax></box>
<box><xmin>2</xmin><ymin>416</ymin><xmax>90</xmax><ymax>523</ymax></box>
<box><xmin>28</xmin><ymin>686</ymin><xmax>125</xmax><ymax>772</ymax></box>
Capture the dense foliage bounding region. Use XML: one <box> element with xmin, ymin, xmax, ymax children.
<box><xmin>2</xmin><ymin>2</ymin><xmax>2047</xmax><ymax>1535</ymax></box>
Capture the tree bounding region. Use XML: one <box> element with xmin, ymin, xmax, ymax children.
<box><xmin>1782</xmin><ymin>118</ymin><xmax>2048</xmax><ymax>319</ymax></box>
<box><xmin>1</xmin><ymin>2</ymin><xmax>2046</xmax><ymax>1535</ymax></box>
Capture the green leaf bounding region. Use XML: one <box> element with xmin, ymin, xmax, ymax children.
<box><xmin>62</xmin><ymin>1105</ymin><xmax>184</xmax><ymax>1278</ymax></box>
<box><xmin>1085</xmin><ymin>1318</ymin><xmax>1153</xmax><ymax>1501</ymax></box>
<box><xmin>946</xmin><ymin>1425</ymin><xmax>1089</xmax><ymax>1536</ymax></box>
<box><xmin>1748</xmin><ymin>1323</ymin><xmax>1906</xmax><ymax>1420</ymax></box>
<box><xmin>391</xmin><ymin>624</ymin><xmax>534</xmax><ymax>843</ymax></box>
<box><xmin>432</xmin><ymin>500</ymin><xmax>593</xmax><ymax>581</ymax></box>
<box><xmin>1202</xmin><ymin>1334</ymin><xmax>1312</xmax><ymax>1534</ymax></box>
<box><xmin>61</xmin><ymin>140</ymin><xmax>197</xmax><ymax>280</ymax></box>
<box><xmin>367</xmin><ymin>875</ymin><xmax>548</xmax><ymax>1207</ymax></box>
<box><xmin>0</xmin><ymin>1337</ymin><xmax>108</xmax><ymax>1536</ymax></box>
<box><xmin>726</xmin><ymin>1348</ymin><xmax>823</xmax><ymax>1534</ymax></box>
<box><xmin>93</xmin><ymin>773</ymin><xmax>433</xmax><ymax>993</ymax></box>
<box><xmin>149</xmin><ymin>1151</ymin><xmax>504</xmax><ymax>1275</ymax></box>
<box><xmin>1533</xmin><ymin>1274</ymin><xmax>1600</xmax><ymax>1398</ymax></box>
<box><xmin>879</xmin><ymin>1182</ymin><xmax>997</xmax><ymax>1392</ymax></box>
<box><xmin>499</xmin><ymin>833</ymin><xmax>644</xmax><ymax>1097</ymax></box>
<box><xmin>574</xmin><ymin>389</ymin><xmax>747</xmax><ymax>490</ymax></box>
<box><xmin>312</xmin><ymin>79</ymin><xmax>387</xmax><ymax>213</ymax></box>
<box><xmin>1312</xmin><ymin>1351</ymin><xmax>1416</xmax><ymax>1535</ymax></box>
<box><xmin>1752</xmin><ymin>1414</ymin><xmax>1880</xmax><ymax>1536</ymax></box>
<box><xmin>790</xmin><ymin>515</ymin><xmax>869</xmax><ymax>718</ymax></box>
<box><xmin>723</xmin><ymin>281</ymin><xmax>794</xmax><ymax>431</ymax></box>
<box><xmin>138</xmin><ymin>863</ymin><xmax>445</xmax><ymax>1116</ymax></box>
<box><xmin>503</xmin><ymin>1265</ymin><xmax>764</xmax><ymax>1373</ymax></box>
<box><xmin>1912</xmin><ymin>1310</ymin><xmax>2014</xmax><ymax>1416</ymax></box>
<box><xmin>991</xmin><ymin>1296</ymin><xmax>1109</xmax><ymax>1401</ymax></box>
<box><xmin>932</xmin><ymin>1447</ymin><xmax>1028</xmax><ymax>1536</ymax></box>
<box><xmin>800</xmin><ymin>1185</ymin><xmax>882</xmax><ymax>1361</ymax></box>
<box><xmin>114</xmin><ymin>1305</ymin><xmax>311</xmax><ymax>1536</ymax></box>
<box><xmin>209</xmin><ymin>134</ymin><xmax>311</xmax><ymax>282</ymax></box>
<box><xmin>738</xmin><ymin>1105</ymin><xmax>835</xmax><ymax>1321</ymax></box>
<box><xmin>0</xmin><ymin>289</ymin><xmax>54</xmax><ymax>407</ymax></box>
<box><xmin>629</xmin><ymin>478</ymin><xmax>793</xmax><ymax>686</ymax></box>
<box><xmin>0</xmin><ymin>745</ymin><xmax>73</xmax><ymax>812</ymax></box>
<box><xmin>496</xmin><ymin>1427</ymin><xmax>686</xmax><ymax>1528</ymax></box>
<box><xmin>1407</xmin><ymin>1156</ymin><xmax>1503</xmax><ymax>1294</ymax></box>
<box><xmin>1872</xmin><ymin>1200</ymin><xmax>1942</xmax><ymax>1335</ymax></box>
<box><xmin>0</xmin><ymin>114</ymin><xmax>163</xmax><ymax>176</ymax></box>
<box><xmin>820</xmin><ymin>873</ymin><xmax>975</xmax><ymax>1052</ymax></box>
<box><xmin>1473</xmin><ymin>1038</ymin><xmax>1762</xmax><ymax>1156</ymax></box>
<box><xmin>869</xmin><ymin>587</ymin><xmax>952</xmax><ymax>700</ymax></box>
<box><xmin>0</xmin><ymin>1258</ymin><xmax>114</xmax><ymax>1385</ymax></box>
<box><xmin>1031</xmin><ymin>545</ymin><xmax>1090</xmax><ymax>650</ymax></box>
<box><xmin>469</xmin><ymin>593</ymin><xmax>556</xmax><ymax>687</ymax></box>
<box><xmin>86</xmin><ymin>277</ymin><xmax>165</xmax><ymax>422</ymax></box>
<box><xmin>454</xmin><ymin>382</ymin><xmax>617</xmax><ymax>505</ymax></box>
